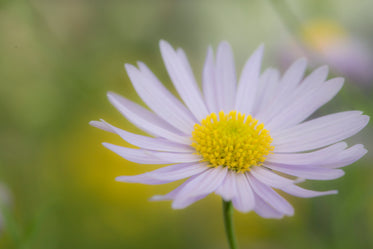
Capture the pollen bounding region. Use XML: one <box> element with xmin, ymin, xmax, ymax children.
<box><xmin>191</xmin><ymin>111</ymin><xmax>274</xmax><ymax>173</ymax></box>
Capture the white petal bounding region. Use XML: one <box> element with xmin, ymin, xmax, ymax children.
<box><xmin>138</xmin><ymin>62</ymin><xmax>197</xmax><ymax>125</ymax></box>
<box><xmin>296</xmin><ymin>65</ymin><xmax>329</xmax><ymax>92</ymax></box>
<box><xmin>250</xmin><ymin>167</ymin><xmax>294</xmax><ymax>188</ymax></box>
<box><xmin>215</xmin><ymin>41</ymin><xmax>237</xmax><ymax>111</ymax></box>
<box><xmin>159</xmin><ymin>40</ymin><xmax>209</xmax><ymax>121</ymax></box>
<box><xmin>247</xmin><ymin>173</ymin><xmax>294</xmax><ymax>215</ymax></box>
<box><xmin>232</xmin><ymin>173</ymin><xmax>255</xmax><ymax>213</ymax></box>
<box><xmin>150</xmin><ymin>180</ymin><xmax>190</xmax><ymax>201</ymax></box>
<box><xmin>152</xmin><ymin>178</ymin><xmax>209</xmax><ymax>204</ymax></box>
<box><xmin>261</xmin><ymin>65</ymin><xmax>328</xmax><ymax>124</ymax></box>
<box><xmin>278</xmin><ymin>58</ymin><xmax>307</xmax><ymax>95</ymax></box>
<box><xmin>98</xmin><ymin>119</ymin><xmax>194</xmax><ymax>153</ymax></box>
<box><xmin>176</xmin><ymin>48</ymin><xmax>196</xmax><ymax>84</ymax></box>
<box><xmin>172</xmin><ymin>167</ymin><xmax>227</xmax><ymax>209</ymax></box>
<box><xmin>268</xmin><ymin>143</ymin><xmax>367</xmax><ymax>169</ymax></box>
<box><xmin>102</xmin><ymin>143</ymin><xmax>170</xmax><ymax>164</ymax></box>
<box><xmin>107</xmin><ymin>92</ymin><xmax>190</xmax><ymax>144</ymax></box>
<box><xmin>322</xmin><ymin>144</ymin><xmax>367</xmax><ymax>168</ymax></box>
<box><xmin>251</xmin><ymin>68</ymin><xmax>280</xmax><ymax>117</ymax></box>
<box><xmin>272</xmin><ymin>111</ymin><xmax>369</xmax><ymax>153</ymax></box>
<box><xmin>253</xmin><ymin>192</ymin><xmax>285</xmax><ymax>219</ymax></box>
<box><xmin>256</xmin><ymin>59</ymin><xmax>307</xmax><ymax>120</ymax></box>
<box><xmin>148</xmin><ymin>151</ymin><xmax>201</xmax><ymax>163</ymax></box>
<box><xmin>202</xmin><ymin>46</ymin><xmax>218</xmax><ymax>113</ymax></box>
<box><xmin>215</xmin><ymin>170</ymin><xmax>237</xmax><ymax>201</ymax></box>
<box><xmin>235</xmin><ymin>45</ymin><xmax>264</xmax><ymax>114</ymax></box>
<box><xmin>116</xmin><ymin>162</ymin><xmax>209</xmax><ymax>185</ymax></box>
<box><xmin>129</xmin><ymin>62</ymin><xmax>197</xmax><ymax>133</ymax></box>
<box><xmin>279</xmin><ymin>184</ymin><xmax>338</xmax><ymax>198</ymax></box>
<box><xmin>266</xmin><ymin>142</ymin><xmax>348</xmax><ymax>165</ymax></box>
<box><xmin>265</xmin><ymin>163</ymin><xmax>345</xmax><ymax>180</ymax></box>
<box><xmin>89</xmin><ymin>120</ymin><xmax>115</xmax><ymax>133</ymax></box>
<box><xmin>267</xmin><ymin>77</ymin><xmax>344</xmax><ymax>131</ymax></box>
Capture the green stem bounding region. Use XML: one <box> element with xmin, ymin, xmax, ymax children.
<box><xmin>222</xmin><ymin>200</ymin><xmax>239</xmax><ymax>249</ymax></box>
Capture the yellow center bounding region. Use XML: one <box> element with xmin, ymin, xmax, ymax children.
<box><xmin>191</xmin><ymin>111</ymin><xmax>274</xmax><ymax>173</ymax></box>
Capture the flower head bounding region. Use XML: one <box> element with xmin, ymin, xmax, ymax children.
<box><xmin>281</xmin><ymin>19</ymin><xmax>373</xmax><ymax>86</ymax></box>
<box><xmin>90</xmin><ymin>40</ymin><xmax>369</xmax><ymax>218</ymax></box>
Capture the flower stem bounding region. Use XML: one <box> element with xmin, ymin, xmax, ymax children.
<box><xmin>222</xmin><ymin>200</ymin><xmax>239</xmax><ymax>249</ymax></box>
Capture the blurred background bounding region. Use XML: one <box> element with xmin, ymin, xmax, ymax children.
<box><xmin>1</xmin><ymin>0</ymin><xmax>373</xmax><ymax>248</ymax></box>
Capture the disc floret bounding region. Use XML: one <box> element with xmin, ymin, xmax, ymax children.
<box><xmin>191</xmin><ymin>111</ymin><xmax>274</xmax><ymax>173</ymax></box>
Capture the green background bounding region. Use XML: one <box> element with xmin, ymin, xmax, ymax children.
<box><xmin>1</xmin><ymin>0</ymin><xmax>373</xmax><ymax>248</ymax></box>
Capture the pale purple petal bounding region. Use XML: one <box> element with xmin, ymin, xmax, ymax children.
<box><xmin>176</xmin><ymin>48</ymin><xmax>196</xmax><ymax>84</ymax></box>
<box><xmin>296</xmin><ymin>65</ymin><xmax>329</xmax><ymax>92</ymax></box>
<box><xmin>202</xmin><ymin>46</ymin><xmax>218</xmax><ymax>113</ymax></box>
<box><xmin>253</xmin><ymin>192</ymin><xmax>285</xmax><ymax>219</ymax></box>
<box><xmin>322</xmin><ymin>144</ymin><xmax>367</xmax><ymax>168</ymax></box>
<box><xmin>102</xmin><ymin>143</ymin><xmax>171</xmax><ymax>164</ymax></box>
<box><xmin>152</xmin><ymin>181</ymin><xmax>209</xmax><ymax>204</ymax></box>
<box><xmin>107</xmin><ymin>92</ymin><xmax>190</xmax><ymax>144</ymax></box>
<box><xmin>279</xmin><ymin>184</ymin><xmax>338</xmax><ymax>198</ymax></box>
<box><xmin>172</xmin><ymin>167</ymin><xmax>228</xmax><ymax>209</ymax></box>
<box><xmin>247</xmin><ymin>173</ymin><xmax>294</xmax><ymax>215</ymax></box>
<box><xmin>150</xmin><ymin>180</ymin><xmax>190</xmax><ymax>201</ymax></box>
<box><xmin>235</xmin><ymin>45</ymin><xmax>264</xmax><ymax>114</ymax></box>
<box><xmin>215</xmin><ymin>170</ymin><xmax>237</xmax><ymax>201</ymax></box>
<box><xmin>232</xmin><ymin>173</ymin><xmax>255</xmax><ymax>213</ymax></box>
<box><xmin>278</xmin><ymin>58</ymin><xmax>307</xmax><ymax>94</ymax></box>
<box><xmin>125</xmin><ymin>63</ymin><xmax>195</xmax><ymax>134</ymax></box>
<box><xmin>265</xmin><ymin>163</ymin><xmax>345</xmax><ymax>180</ymax></box>
<box><xmin>266</xmin><ymin>142</ymin><xmax>348</xmax><ymax>165</ymax></box>
<box><xmin>96</xmin><ymin>119</ymin><xmax>194</xmax><ymax>153</ymax></box>
<box><xmin>148</xmin><ymin>151</ymin><xmax>201</xmax><ymax>163</ymax></box>
<box><xmin>261</xmin><ymin>65</ymin><xmax>328</xmax><ymax>124</ymax></box>
<box><xmin>159</xmin><ymin>40</ymin><xmax>209</xmax><ymax>121</ymax></box>
<box><xmin>255</xmin><ymin>58</ymin><xmax>306</xmax><ymax>121</ymax></box>
<box><xmin>250</xmin><ymin>167</ymin><xmax>294</xmax><ymax>188</ymax></box>
<box><xmin>268</xmin><ymin>143</ymin><xmax>366</xmax><ymax>169</ymax></box>
<box><xmin>215</xmin><ymin>41</ymin><xmax>237</xmax><ymax>111</ymax></box>
<box><xmin>272</xmin><ymin>111</ymin><xmax>369</xmax><ymax>153</ymax></box>
<box><xmin>252</xmin><ymin>68</ymin><xmax>280</xmax><ymax>117</ymax></box>
<box><xmin>137</xmin><ymin>62</ymin><xmax>197</xmax><ymax>122</ymax></box>
<box><xmin>89</xmin><ymin>120</ymin><xmax>115</xmax><ymax>133</ymax></box>
<box><xmin>267</xmin><ymin>77</ymin><xmax>344</xmax><ymax>131</ymax></box>
<box><xmin>116</xmin><ymin>162</ymin><xmax>209</xmax><ymax>185</ymax></box>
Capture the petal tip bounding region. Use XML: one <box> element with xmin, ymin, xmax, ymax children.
<box><xmin>102</xmin><ymin>142</ymin><xmax>111</xmax><ymax>149</ymax></box>
<box><xmin>159</xmin><ymin>39</ymin><xmax>172</xmax><ymax>50</ymax></box>
<box><xmin>362</xmin><ymin>114</ymin><xmax>370</xmax><ymax>123</ymax></box>
<box><xmin>218</xmin><ymin>40</ymin><xmax>231</xmax><ymax>48</ymax></box>
<box><xmin>257</xmin><ymin>43</ymin><xmax>265</xmax><ymax>52</ymax></box>
<box><xmin>171</xmin><ymin>202</ymin><xmax>185</xmax><ymax>209</ymax></box>
<box><xmin>149</xmin><ymin>195</ymin><xmax>164</xmax><ymax>201</ymax></box>
<box><xmin>124</xmin><ymin>63</ymin><xmax>135</xmax><ymax>71</ymax></box>
<box><xmin>106</xmin><ymin>91</ymin><xmax>117</xmax><ymax>100</ymax></box>
<box><xmin>335</xmin><ymin>169</ymin><xmax>345</xmax><ymax>178</ymax></box>
<box><xmin>330</xmin><ymin>190</ymin><xmax>338</xmax><ymax>195</ymax></box>
<box><xmin>115</xmin><ymin>176</ymin><xmax>124</xmax><ymax>182</ymax></box>
<box><xmin>89</xmin><ymin>120</ymin><xmax>98</xmax><ymax>127</ymax></box>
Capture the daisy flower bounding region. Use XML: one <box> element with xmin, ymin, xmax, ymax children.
<box><xmin>90</xmin><ymin>40</ymin><xmax>368</xmax><ymax>219</ymax></box>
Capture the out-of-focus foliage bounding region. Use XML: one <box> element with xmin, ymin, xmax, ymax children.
<box><xmin>0</xmin><ymin>0</ymin><xmax>372</xmax><ymax>249</ymax></box>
